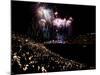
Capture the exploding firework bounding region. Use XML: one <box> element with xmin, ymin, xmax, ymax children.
<box><xmin>52</xmin><ymin>17</ymin><xmax>73</xmax><ymax>28</ymax></box>
<box><xmin>35</xmin><ymin>3</ymin><xmax>74</xmax><ymax>27</ymax></box>
<box><xmin>36</xmin><ymin>4</ymin><xmax>54</xmax><ymax>24</ymax></box>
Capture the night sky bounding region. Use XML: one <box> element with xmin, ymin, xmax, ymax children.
<box><xmin>11</xmin><ymin>1</ymin><xmax>96</xmax><ymax>35</ymax></box>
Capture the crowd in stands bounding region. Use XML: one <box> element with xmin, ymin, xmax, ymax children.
<box><xmin>11</xmin><ymin>33</ymin><xmax>92</xmax><ymax>74</ymax></box>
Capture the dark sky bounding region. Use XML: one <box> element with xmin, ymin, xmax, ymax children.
<box><xmin>11</xmin><ymin>1</ymin><xmax>96</xmax><ymax>35</ymax></box>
